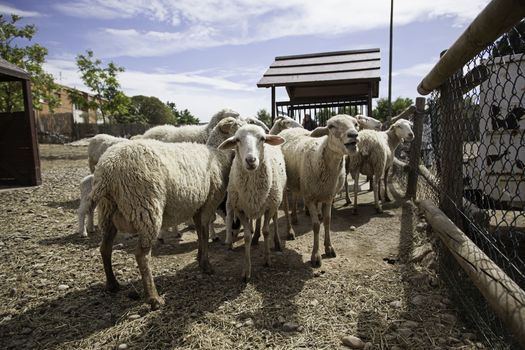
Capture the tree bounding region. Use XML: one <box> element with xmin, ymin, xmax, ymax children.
<box><xmin>71</xmin><ymin>49</ymin><xmax>129</xmax><ymax>123</ymax></box>
<box><xmin>0</xmin><ymin>14</ymin><xmax>58</xmax><ymax>113</ymax></box>
<box><xmin>126</xmin><ymin>95</ymin><xmax>175</xmax><ymax>124</ymax></box>
<box><xmin>373</xmin><ymin>97</ymin><xmax>413</xmax><ymax>121</ymax></box>
<box><xmin>166</xmin><ymin>101</ymin><xmax>199</xmax><ymax>125</ymax></box>
<box><xmin>256</xmin><ymin>109</ymin><xmax>271</xmax><ymax>127</ymax></box>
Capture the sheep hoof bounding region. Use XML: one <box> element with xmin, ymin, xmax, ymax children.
<box><xmin>286</xmin><ymin>233</ymin><xmax>295</xmax><ymax>240</ymax></box>
<box><xmin>385</xmin><ymin>197</ymin><xmax>392</xmax><ymax>203</ymax></box>
<box><xmin>149</xmin><ymin>296</ymin><xmax>165</xmax><ymax>311</ymax></box>
<box><xmin>291</xmin><ymin>216</ymin><xmax>298</xmax><ymax>225</ymax></box>
<box><xmin>211</xmin><ymin>236</ymin><xmax>221</xmax><ymax>243</ymax></box>
<box><xmin>157</xmin><ymin>237</ymin><xmax>165</xmax><ymax>244</ymax></box>
<box><xmin>251</xmin><ymin>239</ymin><xmax>259</xmax><ymax>246</ymax></box>
<box><xmin>106</xmin><ymin>281</ymin><xmax>120</xmax><ymax>293</ymax></box>
<box><xmin>310</xmin><ymin>253</ymin><xmax>322</xmax><ymax>268</ymax></box>
<box><xmin>242</xmin><ymin>272</ymin><xmax>251</xmax><ymax>283</ymax></box>
<box><xmin>344</xmin><ymin>199</ymin><xmax>352</xmax><ymax>206</ymax></box>
<box><xmin>79</xmin><ymin>232</ymin><xmax>88</xmax><ymax>238</ymax></box>
<box><xmin>325</xmin><ymin>246</ymin><xmax>336</xmax><ymax>258</ymax></box>
<box><xmin>376</xmin><ymin>207</ymin><xmax>383</xmax><ymax>214</ymax></box>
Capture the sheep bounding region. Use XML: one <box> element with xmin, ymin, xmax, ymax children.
<box><xmin>77</xmin><ymin>174</ymin><xmax>94</xmax><ymax>237</ymax></box>
<box><xmin>87</xmin><ymin>134</ymin><xmax>128</xmax><ymax>172</ymax></box>
<box><xmin>344</xmin><ymin>115</ymin><xmax>382</xmax><ymax>203</ymax></box>
<box><xmin>90</xmin><ymin>139</ymin><xmax>233</xmax><ymax>309</ymax></box>
<box><xmin>137</xmin><ymin>108</ymin><xmax>240</xmax><ymax>143</ymax></box>
<box><xmin>348</xmin><ymin>119</ymin><xmax>414</xmax><ymax>214</ymax></box>
<box><xmin>269</xmin><ymin>116</ymin><xmax>303</xmax><ymax>135</ymax></box>
<box><xmin>218</xmin><ymin>125</ymin><xmax>287</xmax><ymax>281</ymax></box>
<box><xmin>279</xmin><ymin>114</ymin><xmax>360</xmax><ymax>267</ymax></box>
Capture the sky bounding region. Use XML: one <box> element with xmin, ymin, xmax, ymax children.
<box><xmin>4</xmin><ymin>0</ymin><xmax>490</xmax><ymax>122</ymax></box>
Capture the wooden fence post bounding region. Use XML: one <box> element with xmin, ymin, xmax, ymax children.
<box><xmin>406</xmin><ymin>97</ymin><xmax>426</xmax><ymax>199</ymax></box>
<box><xmin>439</xmin><ymin>62</ymin><xmax>464</xmax><ymax>226</ymax></box>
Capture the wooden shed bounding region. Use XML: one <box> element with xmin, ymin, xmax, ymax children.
<box><xmin>0</xmin><ymin>58</ymin><xmax>41</xmax><ymax>186</ymax></box>
<box><xmin>257</xmin><ymin>48</ymin><xmax>381</xmax><ymax>125</ymax></box>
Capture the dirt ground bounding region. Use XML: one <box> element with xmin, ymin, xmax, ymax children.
<box><xmin>0</xmin><ymin>144</ymin><xmax>492</xmax><ymax>349</ymax></box>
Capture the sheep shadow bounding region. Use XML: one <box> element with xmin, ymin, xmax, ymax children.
<box><xmin>103</xmin><ymin>247</ymin><xmax>310</xmax><ymax>348</ymax></box>
<box><xmin>0</xmin><ymin>261</ymin><xmax>249</xmax><ymax>350</ymax></box>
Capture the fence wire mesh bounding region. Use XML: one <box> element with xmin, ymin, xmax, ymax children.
<box><xmin>393</xmin><ymin>20</ymin><xmax>525</xmax><ymax>348</ymax></box>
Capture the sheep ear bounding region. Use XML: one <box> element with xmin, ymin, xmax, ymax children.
<box><xmin>310</xmin><ymin>126</ymin><xmax>329</xmax><ymax>137</ymax></box>
<box><xmin>218</xmin><ymin>136</ymin><xmax>237</xmax><ymax>150</ymax></box>
<box><xmin>264</xmin><ymin>135</ymin><xmax>285</xmax><ymax>146</ymax></box>
<box><xmin>247</xmin><ymin>117</ymin><xmax>270</xmax><ymax>132</ymax></box>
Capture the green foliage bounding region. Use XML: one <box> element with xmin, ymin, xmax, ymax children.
<box><xmin>492</xmin><ymin>20</ymin><xmax>525</xmax><ymax>57</ymax></box>
<box><xmin>166</xmin><ymin>101</ymin><xmax>199</xmax><ymax>125</ymax></box>
<box><xmin>256</xmin><ymin>109</ymin><xmax>271</xmax><ymax>127</ymax></box>
<box><xmin>124</xmin><ymin>95</ymin><xmax>175</xmax><ymax>124</ymax></box>
<box><xmin>373</xmin><ymin>97</ymin><xmax>413</xmax><ymax>121</ymax></box>
<box><xmin>71</xmin><ymin>50</ymin><xmax>129</xmax><ymax>123</ymax></box>
<box><xmin>0</xmin><ymin>14</ymin><xmax>58</xmax><ymax>112</ymax></box>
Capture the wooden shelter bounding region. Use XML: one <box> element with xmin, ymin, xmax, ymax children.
<box><xmin>257</xmin><ymin>48</ymin><xmax>381</xmax><ymax>125</ymax></box>
<box><xmin>0</xmin><ymin>58</ymin><xmax>41</xmax><ymax>186</ymax></box>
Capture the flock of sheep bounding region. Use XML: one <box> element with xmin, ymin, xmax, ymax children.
<box><xmin>76</xmin><ymin>109</ymin><xmax>414</xmax><ymax>310</ymax></box>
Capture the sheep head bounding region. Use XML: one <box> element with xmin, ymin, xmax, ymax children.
<box><xmin>310</xmin><ymin>114</ymin><xmax>359</xmax><ymax>154</ymax></box>
<box><xmin>270</xmin><ymin>116</ymin><xmax>303</xmax><ymax>135</ymax></box>
<box><xmin>391</xmin><ymin>119</ymin><xmax>414</xmax><ymax>141</ymax></box>
<box><xmin>356</xmin><ymin>114</ymin><xmax>382</xmax><ymax>131</ymax></box>
<box><xmin>219</xmin><ymin>125</ymin><xmax>285</xmax><ymax>171</ymax></box>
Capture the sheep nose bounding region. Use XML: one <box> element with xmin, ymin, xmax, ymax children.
<box><xmin>246</xmin><ymin>155</ymin><xmax>256</xmax><ymax>164</ymax></box>
<box><xmin>347</xmin><ymin>130</ymin><xmax>358</xmax><ymax>138</ymax></box>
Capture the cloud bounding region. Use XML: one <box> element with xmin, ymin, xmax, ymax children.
<box><xmin>43</xmin><ymin>59</ymin><xmax>266</xmax><ymax>121</ymax></box>
<box><xmin>392</xmin><ymin>62</ymin><xmax>437</xmax><ymax>78</ymax></box>
<box><xmin>0</xmin><ymin>3</ymin><xmax>42</xmax><ymax>17</ymax></box>
<box><xmin>56</xmin><ymin>0</ymin><xmax>489</xmax><ymax>57</ymax></box>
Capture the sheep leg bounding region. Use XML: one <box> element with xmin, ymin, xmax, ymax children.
<box><xmin>87</xmin><ymin>206</ymin><xmax>95</xmax><ymax>233</ymax></box>
<box><xmin>135</xmin><ymin>245</ymin><xmax>164</xmax><ymax>310</ymax></box>
<box><xmin>77</xmin><ymin>198</ymin><xmax>90</xmax><ymax>237</ymax></box>
<box><xmin>383</xmin><ymin>166</ymin><xmax>392</xmax><ymax>202</ymax></box>
<box><xmin>100</xmin><ymin>223</ymin><xmax>119</xmax><ymax>292</ymax></box>
<box><xmin>224</xmin><ymin>202</ymin><xmax>234</xmax><ymax>250</ymax></box>
<box><xmin>307</xmin><ymin>201</ymin><xmax>322</xmax><ymax>268</ymax></box>
<box><xmin>208</xmin><ymin>213</ymin><xmax>220</xmax><ymax>242</ymax></box>
<box><xmin>344</xmin><ymin>174</ymin><xmax>352</xmax><ymax>205</ymax></box>
<box><xmin>282</xmin><ymin>192</ymin><xmax>295</xmax><ymax>240</ymax></box>
<box><xmin>322</xmin><ymin>202</ymin><xmax>336</xmax><ymax>258</ymax></box>
<box><xmin>291</xmin><ymin>193</ymin><xmax>298</xmax><ymax>224</ymax></box>
<box><xmin>272</xmin><ymin>212</ymin><xmax>283</xmax><ymax>252</ymax></box>
<box><xmin>262</xmin><ymin>211</ymin><xmax>272</xmax><ymax>267</ymax></box>
<box><xmin>238</xmin><ymin>213</ymin><xmax>252</xmax><ymax>282</ymax></box>
<box><xmin>368</xmin><ymin>175</ymin><xmax>374</xmax><ymax>192</ymax></box>
<box><xmin>252</xmin><ymin>218</ymin><xmax>261</xmax><ymax>246</ymax></box>
<box><xmin>374</xmin><ymin>173</ymin><xmax>383</xmax><ymax>213</ymax></box>
<box><xmin>353</xmin><ymin>169</ymin><xmax>359</xmax><ymax>215</ymax></box>
<box><xmin>194</xmin><ymin>213</ymin><xmax>213</xmax><ymax>274</ymax></box>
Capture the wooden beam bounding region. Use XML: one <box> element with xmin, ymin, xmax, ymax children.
<box><xmin>418</xmin><ymin>0</ymin><xmax>525</xmax><ymax>95</ymax></box>
<box><xmin>367</xmin><ymin>82</ymin><xmax>373</xmax><ymax>117</ymax></box>
<box><xmin>418</xmin><ymin>200</ymin><xmax>525</xmax><ymax>347</ymax></box>
<box><xmin>21</xmin><ymin>79</ymin><xmax>41</xmax><ymax>186</ymax></box>
<box><xmin>271</xmin><ymin>86</ymin><xmax>276</xmax><ymax>125</ymax></box>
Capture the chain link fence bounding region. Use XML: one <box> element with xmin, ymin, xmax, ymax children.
<box><xmin>393</xmin><ymin>18</ymin><xmax>525</xmax><ymax>348</ymax></box>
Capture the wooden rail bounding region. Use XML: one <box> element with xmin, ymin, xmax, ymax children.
<box><xmin>417</xmin><ymin>0</ymin><xmax>525</xmax><ymax>95</ymax></box>
<box><xmin>418</xmin><ymin>200</ymin><xmax>525</xmax><ymax>347</ymax></box>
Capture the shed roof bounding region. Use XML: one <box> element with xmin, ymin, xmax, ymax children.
<box><xmin>0</xmin><ymin>58</ymin><xmax>30</xmax><ymax>81</ymax></box>
<box><xmin>257</xmin><ymin>48</ymin><xmax>381</xmax><ymax>101</ymax></box>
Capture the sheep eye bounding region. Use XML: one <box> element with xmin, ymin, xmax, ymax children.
<box><xmin>327</xmin><ymin>124</ymin><xmax>334</xmax><ymax>129</ymax></box>
<box><xmin>260</xmin><ymin>137</ymin><xmax>265</xmax><ymax>142</ymax></box>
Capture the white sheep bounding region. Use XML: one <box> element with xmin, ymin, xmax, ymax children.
<box><xmin>218</xmin><ymin>125</ymin><xmax>287</xmax><ymax>281</ymax></box>
<box><xmin>137</xmin><ymin>109</ymin><xmax>240</xmax><ymax>143</ymax></box>
<box><xmin>344</xmin><ymin>115</ymin><xmax>382</xmax><ymax>203</ymax></box>
<box><xmin>91</xmin><ymin>139</ymin><xmax>233</xmax><ymax>309</ymax></box>
<box><xmin>87</xmin><ymin>134</ymin><xmax>128</xmax><ymax>172</ymax></box>
<box><xmin>348</xmin><ymin>119</ymin><xmax>414</xmax><ymax>213</ymax></box>
<box><xmin>279</xmin><ymin>114</ymin><xmax>360</xmax><ymax>267</ymax></box>
<box><xmin>77</xmin><ymin>174</ymin><xmax>94</xmax><ymax>237</ymax></box>
<box><xmin>269</xmin><ymin>116</ymin><xmax>303</xmax><ymax>135</ymax></box>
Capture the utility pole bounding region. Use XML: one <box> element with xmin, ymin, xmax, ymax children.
<box><xmin>388</xmin><ymin>0</ymin><xmax>394</xmax><ymax>121</ymax></box>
